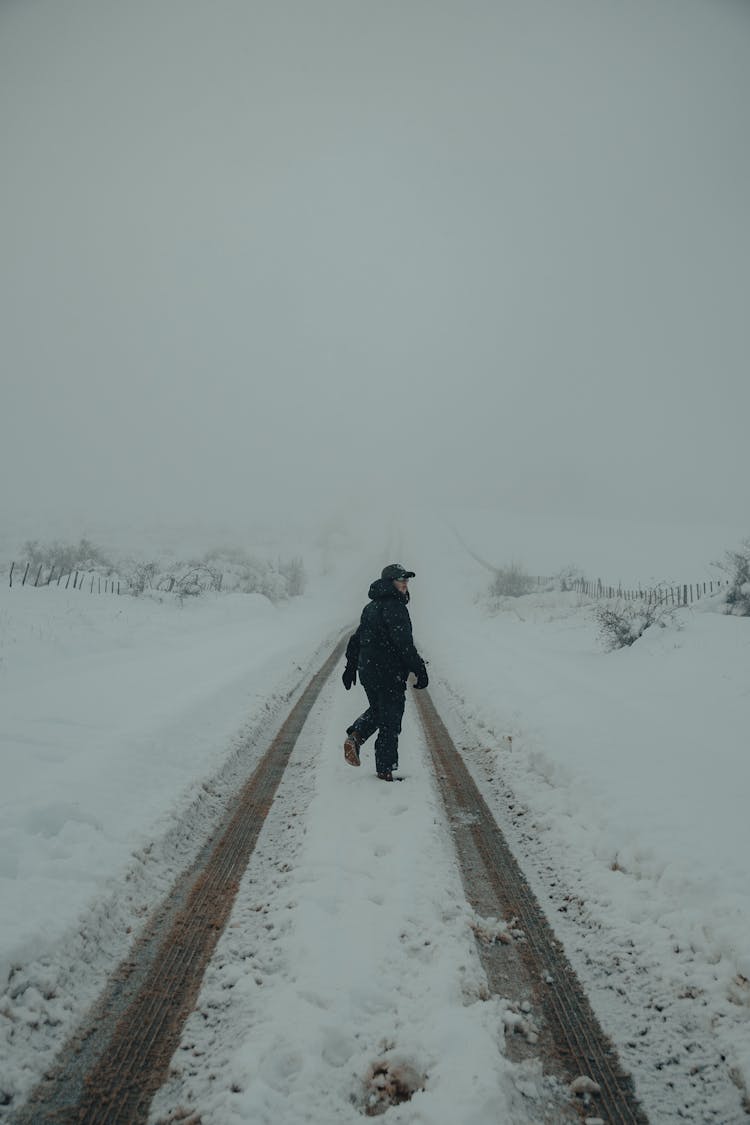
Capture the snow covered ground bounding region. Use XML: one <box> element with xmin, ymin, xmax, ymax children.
<box><xmin>1</xmin><ymin>513</ymin><xmax>749</xmax><ymax>1122</ymax></box>
<box><xmin>410</xmin><ymin>513</ymin><xmax>750</xmax><ymax>1122</ymax></box>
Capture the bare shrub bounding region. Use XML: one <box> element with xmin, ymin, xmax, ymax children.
<box><xmin>279</xmin><ymin>555</ymin><xmax>306</xmax><ymax>596</ymax></box>
<box><xmin>126</xmin><ymin>561</ymin><xmax>158</xmax><ymax>596</ymax></box>
<box><xmin>126</xmin><ymin>549</ymin><xmax>307</xmax><ymax>602</ymax></box>
<box><xmin>200</xmin><ymin>549</ymin><xmax>285</xmax><ymax>600</ymax></box>
<box><xmin>717</xmin><ymin>539</ymin><xmax>750</xmax><ymax>616</ymax></box>
<box><xmin>172</xmin><ymin>566</ymin><xmax>222</xmax><ymax>598</ymax></box>
<box><xmin>199</xmin><ymin>548</ymin><xmax>305</xmax><ymax>600</ymax></box>
<box><xmin>122</xmin><ymin>561</ymin><xmax>220</xmax><ymax>600</ymax></box>
<box><xmin>596</xmin><ymin>599</ymin><xmax>676</xmax><ymax>651</ymax></box>
<box><xmin>22</xmin><ymin>537</ymin><xmax>113</xmax><ymax>576</ymax></box>
<box><xmin>489</xmin><ymin>563</ymin><xmax>536</xmax><ymax>598</ymax></box>
<box><xmin>556</xmin><ymin>564</ymin><xmax>585</xmax><ymax>592</ymax></box>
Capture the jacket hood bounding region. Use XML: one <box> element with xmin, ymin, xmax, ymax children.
<box><xmin>368</xmin><ymin>577</ymin><xmax>410</xmax><ymax>604</ymax></box>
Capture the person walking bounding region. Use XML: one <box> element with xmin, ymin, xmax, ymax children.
<box><xmin>341</xmin><ymin>563</ymin><xmax>429</xmax><ymax>781</ymax></box>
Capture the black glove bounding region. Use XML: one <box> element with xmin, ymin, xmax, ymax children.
<box><xmin>413</xmin><ymin>664</ymin><xmax>429</xmax><ymax>690</ymax></box>
<box><xmin>342</xmin><ymin>664</ymin><xmax>357</xmax><ymax>690</ymax></box>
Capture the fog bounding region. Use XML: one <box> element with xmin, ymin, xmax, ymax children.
<box><xmin>2</xmin><ymin>0</ymin><xmax>749</xmax><ymax>537</ymax></box>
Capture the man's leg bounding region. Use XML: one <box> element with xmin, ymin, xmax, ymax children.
<box><xmin>347</xmin><ymin>678</ymin><xmax>381</xmax><ymax>744</ymax></box>
<box><xmin>345</xmin><ymin>679</ymin><xmax>381</xmax><ymax>765</ymax></box>
<box><xmin>373</xmin><ymin>678</ymin><xmax>406</xmax><ymax>775</ymax></box>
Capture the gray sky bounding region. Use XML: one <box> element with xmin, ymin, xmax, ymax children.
<box><xmin>2</xmin><ymin>0</ymin><xmax>749</xmax><ymax>532</ymax></box>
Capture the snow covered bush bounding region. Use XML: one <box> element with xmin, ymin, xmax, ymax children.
<box><xmin>596</xmin><ymin>599</ymin><xmax>676</xmax><ymax>651</ymax></box>
<box><xmin>555</xmin><ymin>564</ymin><xmax>585</xmax><ymax>592</ymax></box>
<box><xmin>718</xmin><ymin>539</ymin><xmax>750</xmax><ymax>616</ymax></box>
<box><xmin>21</xmin><ymin>537</ymin><xmax>114</xmax><ymax>576</ymax></box>
<box><xmin>126</xmin><ymin>561</ymin><xmax>221</xmax><ymax>599</ymax></box>
<box><xmin>171</xmin><ymin>565</ymin><xmax>222</xmax><ymax>598</ymax></box>
<box><xmin>279</xmin><ymin>554</ymin><xmax>306</xmax><ymax>596</ymax></box>
<box><xmin>488</xmin><ymin>563</ymin><xmax>536</xmax><ymax>598</ymax></box>
<box><xmin>200</xmin><ymin>549</ymin><xmax>285</xmax><ymax>600</ymax></box>
<box><xmin>113</xmin><ymin>547</ymin><xmax>306</xmax><ymax>603</ymax></box>
<box><xmin>196</xmin><ymin>548</ymin><xmax>306</xmax><ymax>600</ymax></box>
<box><xmin>127</xmin><ymin>561</ymin><xmax>158</xmax><ymax>596</ymax></box>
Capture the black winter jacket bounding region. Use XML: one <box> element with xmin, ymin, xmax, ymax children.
<box><xmin>345</xmin><ymin>578</ymin><xmax>426</xmax><ymax>683</ymax></box>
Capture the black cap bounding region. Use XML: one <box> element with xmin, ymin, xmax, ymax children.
<box><xmin>381</xmin><ymin>563</ymin><xmax>415</xmax><ymax>581</ymax></box>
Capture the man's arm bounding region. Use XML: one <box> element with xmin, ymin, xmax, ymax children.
<box><xmin>345</xmin><ymin>628</ymin><xmax>361</xmax><ymax>668</ymax></box>
<box><xmin>381</xmin><ymin>601</ymin><xmax>426</xmax><ymax>676</ymax></box>
<box><xmin>342</xmin><ymin>627</ymin><xmax>360</xmax><ymax>689</ymax></box>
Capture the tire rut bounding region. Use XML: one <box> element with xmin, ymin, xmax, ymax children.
<box><xmin>414</xmin><ymin>685</ymin><xmax>650</xmax><ymax>1125</ymax></box>
<box><xmin>11</xmin><ymin>637</ymin><xmax>348</xmax><ymax>1125</ymax></box>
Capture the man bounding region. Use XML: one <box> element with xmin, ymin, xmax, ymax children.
<box><xmin>341</xmin><ymin>563</ymin><xmax>429</xmax><ymax>782</ymax></box>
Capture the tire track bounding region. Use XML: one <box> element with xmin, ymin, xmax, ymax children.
<box><xmin>414</xmin><ymin>685</ymin><xmax>650</xmax><ymax>1125</ymax></box>
<box><xmin>14</xmin><ymin>644</ymin><xmax>648</xmax><ymax>1124</ymax></box>
<box><xmin>11</xmin><ymin>637</ymin><xmax>348</xmax><ymax>1125</ymax></box>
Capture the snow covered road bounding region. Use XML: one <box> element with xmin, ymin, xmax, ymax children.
<box><xmin>148</xmin><ymin>674</ymin><xmax>564</xmax><ymax>1125</ymax></box>
<box><xmin>2</xmin><ymin>527</ymin><xmax>749</xmax><ymax>1124</ymax></box>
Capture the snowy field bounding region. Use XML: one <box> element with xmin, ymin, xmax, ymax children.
<box><xmin>1</xmin><ymin>512</ymin><xmax>749</xmax><ymax>1122</ymax></box>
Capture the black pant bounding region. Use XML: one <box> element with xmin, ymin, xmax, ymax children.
<box><xmin>348</xmin><ymin>673</ymin><xmax>406</xmax><ymax>773</ymax></box>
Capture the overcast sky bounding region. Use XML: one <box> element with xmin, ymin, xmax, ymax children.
<box><xmin>2</xmin><ymin>0</ymin><xmax>749</xmax><ymax>534</ymax></box>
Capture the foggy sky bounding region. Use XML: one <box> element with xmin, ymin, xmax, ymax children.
<box><xmin>2</xmin><ymin>0</ymin><xmax>749</xmax><ymax>532</ymax></box>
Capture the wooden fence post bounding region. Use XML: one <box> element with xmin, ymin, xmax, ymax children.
<box><xmin>22</xmin><ymin>562</ymin><xmax>30</xmax><ymax>586</ymax></box>
<box><xmin>9</xmin><ymin>562</ymin><xmax>14</xmax><ymax>587</ymax></box>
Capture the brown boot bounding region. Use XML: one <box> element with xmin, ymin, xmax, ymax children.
<box><xmin>344</xmin><ymin>730</ymin><xmax>363</xmax><ymax>767</ymax></box>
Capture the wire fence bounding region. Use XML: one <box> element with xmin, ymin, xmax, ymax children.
<box><xmin>7</xmin><ymin>563</ymin><xmax>730</xmax><ymax>607</ymax></box>
<box><xmin>567</xmin><ymin>576</ymin><xmax>729</xmax><ymax>606</ymax></box>
<box><xmin>8</xmin><ymin>561</ymin><xmax>123</xmax><ymax>594</ymax></box>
